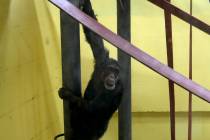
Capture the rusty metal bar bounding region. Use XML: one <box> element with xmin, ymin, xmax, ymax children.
<box><xmin>188</xmin><ymin>0</ymin><xmax>193</xmax><ymax>140</ymax></box>
<box><xmin>163</xmin><ymin>0</ymin><xmax>175</xmax><ymax>139</ymax></box>
<box><xmin>148</xmin><ymin>0</ymin><xmax>210</xmax><ymax>35</ymax></box>
<box><xmin>49</xmin><ymin>0</ymin><xmax>210</xmax><ymax>103</ymax></box>
<box><xmin>60</xmin><ymin>0</ymin><xmax>81</xmax><ymax>139</ymax></box>
<box><xmin>117</xmin><ymin>0</ymin><xmax>132</xmax><ymax>140</ymax></box>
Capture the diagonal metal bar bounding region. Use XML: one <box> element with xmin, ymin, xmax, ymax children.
<box><xmin>163</xmin><ymin>0</ymin><xmax>175</xmax><ymax>139</ymax></box>
<box><xmin>148</xmin><ymin>0</ymin><xmax>210</xmax><ymax>35</ymax></box>
<box><xmin>49</xmin><ymin>0</ymin><xmax>210</xmax><ymax>103</ymax></box>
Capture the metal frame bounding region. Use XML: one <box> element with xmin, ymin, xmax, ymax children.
<box><xmin>49</xmin><ymin>0</ymin><xmax>210</xmax><ymax>139</ymax></box>
<box><xmin>60</xmin><ymin>0</ymin><xmax>81</xmax><ymax>139</ymax></box>
<box><xmin>188</xmin><ymin>0</ymin><xmax>193</xmax><ymax>140</ymax></box>
<box><xmin>163</xmin><ymin>0</ymin><xmax>175</xmax><ymax>139</ymax></box>
<box><xmin>148</xmin><ymin>0</ymin><xmax>210</xmax><ymax>35</ymax></box>
<box><xmin>117</xmin><ymin>1</ymin><xmax>132</xmax><ymax>140</ymax></box>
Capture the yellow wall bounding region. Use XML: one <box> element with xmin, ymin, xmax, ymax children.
<box><xmin>0</xmin><ymin>0</ymin><xmax>210</xmax><ymax>140</ymax></box>
<box><xmin>0</xmin><ymin>0</ymin><xmax>63</xmax><ymax>139</ymax></box>
<box><xmin>102</xmin><ymin>113</ymin><xmax>210</xmax><ymax>140</ymax></box>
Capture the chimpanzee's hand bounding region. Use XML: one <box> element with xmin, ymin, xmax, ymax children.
<box><xmin>58</xmin><ymin>87</ymin><xmax>86</xmax><ymax>109</ymax></box>
<box><xmin>58</xmin><ymin>87</ymin><xmax>73</xmax><ymax>99</ymax></box>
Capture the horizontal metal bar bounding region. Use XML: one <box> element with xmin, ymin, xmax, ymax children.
<box><xmin>148</xmin><ymin>0</ymin><xmax>210</xmax><ymax>35</ymax></box>
<box><xmin>49</xmin><ymin>0</ymin><xmax>210</xmax><ymax>103</ymax></box>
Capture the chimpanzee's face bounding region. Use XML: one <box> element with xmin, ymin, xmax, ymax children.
<box><xmin>102</xmin><ymin>64</ymin><xmax>120</xmax><ymax>90</ymax></box>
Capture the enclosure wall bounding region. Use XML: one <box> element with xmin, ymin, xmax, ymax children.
<box><xmin>0</xmin><ymin>0</ymin><xmax>63</xmax><ymax>139</ymax></box>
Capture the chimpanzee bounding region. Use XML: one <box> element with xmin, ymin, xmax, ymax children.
<box><xmin>55</xmin><ymin>0</ymin><xmax>124</xmax><ymax>140</ymax></box>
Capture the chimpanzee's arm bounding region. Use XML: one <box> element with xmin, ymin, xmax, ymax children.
<box><xmin>81</xmin><ymin>0</ymin><xmax>109</xmax><ymax>64</ymax></box>
<box><xmin>59</xmin><ymin>87</ymin><xmax>108</xmax><ymax>112</ymax></box>
<box><xmin>84</xmin><ymin>79</ymin><xmax>96</xmax><ymax>101</ymax></box>
<box><xmin>89</xmin><ymin>81</ymin><xmax>123</xmax><ymax>113</ymax></box>
<box><xmin>88</xmin><ymin>89</ymin><xmax>123</xmax><ymax>113</ymax></box>
<box><xmin>58</xmin><ymin>87</ymin><xmax>87</xmax><ymax>109</ymax></box>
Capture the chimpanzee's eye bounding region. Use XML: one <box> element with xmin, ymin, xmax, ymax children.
<box><xmin>107</xmin><ymin>66</ymin><xmax>119</xmax><ymax>74</ymax></box>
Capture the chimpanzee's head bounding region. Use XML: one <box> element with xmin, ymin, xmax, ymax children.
<box><xmin>94</xmin><ymin>59</ymin><xmax>120</xmax><ymax>91</ymax></box>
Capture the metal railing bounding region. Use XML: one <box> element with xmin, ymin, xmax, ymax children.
<box><xmin>49</xmin><ymin>0</ymin><xmax>210</xmax><ymax>140</ymax></box>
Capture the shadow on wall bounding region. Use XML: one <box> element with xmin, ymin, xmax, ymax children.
<box><xmin>0</xmin><ymin>0</ymin><xmax>11</xmax><ymax>36</ymax></box>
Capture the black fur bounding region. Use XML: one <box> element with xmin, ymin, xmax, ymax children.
<box><xmin>57</xmin><ymin>0</ymin><xmax>123</xmax><ymax>140</ymax></box>
<box><xmin>59</xmin><ymin>67</ymin><xmax>123</xmax><ymax>140</ymax></box>
<box><xmin>81</xmin><ymin>0</ymin><xmax>109</xmax><ymax>65</ymax></box>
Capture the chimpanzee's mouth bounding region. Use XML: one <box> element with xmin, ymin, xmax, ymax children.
<box><xmin>104</xmin><ymin>79</ymin><xmax>115</xmax><ymax>90</ymax></box>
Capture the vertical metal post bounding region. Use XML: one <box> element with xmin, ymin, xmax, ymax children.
<box><xmin>164</xmin><ymin>0</ymin><xmax>175</xmax><ymax>140</ymax></box>
<box><xmin>117</xmin><ymin>0</ymin><xmax>132</xmax><ymax>140</ymax></box>
<box><xmin>60</xmin><ymin>0</ymin><xmax>81</xmax><ymax>139</ymax></box>
<box><xmin>188</xmin><ymin>0</ymin><xmax>193</xmax><ymax>140</ymax></box>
